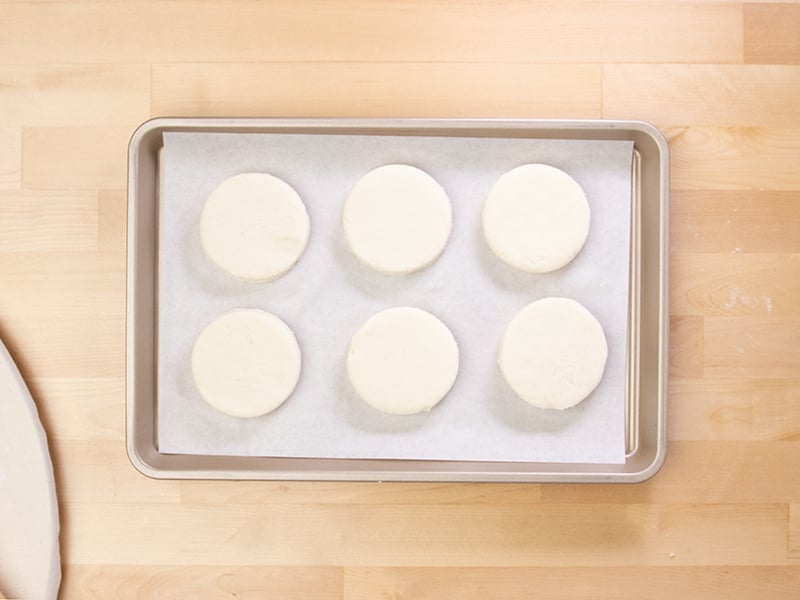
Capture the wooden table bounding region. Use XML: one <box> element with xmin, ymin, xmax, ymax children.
<box><xmin>1</xmin><ymin>1</ymin><xmax>799</xmax><ymax>597</ymax></box>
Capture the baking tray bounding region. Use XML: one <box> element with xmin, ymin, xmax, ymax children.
<box><xmin>127</xmin><ymin>118</ymin><xmax>669</xmax><ymax>482</ymax></box>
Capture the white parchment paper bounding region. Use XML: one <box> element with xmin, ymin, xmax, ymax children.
<box><xmin>158</xmin><ymin>131</ymin><xmax>633</xmax><ymax>464</ymax></box>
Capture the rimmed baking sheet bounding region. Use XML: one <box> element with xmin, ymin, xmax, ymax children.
<box><xmin>127</xmin><ymin>118</ymin><xmax>669</xmax><ymax>482</ymax></box>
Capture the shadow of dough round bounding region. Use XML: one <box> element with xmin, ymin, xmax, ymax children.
<box><xmin>347</xmin><ymin>307</ymin><xmax>459</xmax><ymax>415</ymax></box>
<box><xmin>343</xmin><ymin>164</ymin><xmax>452</xmax><ymax>274</ymax></box>
<box><xmin>499</xmin><ymin>297</ymin><xmax>607</xmax><ymax>410</ymax></box>
<box><xmin>483</xmin><ymin>163</ymin><xmax>590</xmax><ymax>273</ymax></box>
<box><xmin>191</xmin><ymin>309</ymin><xmax>301</xmax><ymax>418</ymax></box>
<box><xmin>201</xmin><ymin>172</ymin><xmax>310</xmax><ymax>281</ymax></box>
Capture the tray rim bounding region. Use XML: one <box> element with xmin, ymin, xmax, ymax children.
<box><xmin>127</xmin><ymin>117</ymin><xmax>669</xmax><ymax>483</ymax></box>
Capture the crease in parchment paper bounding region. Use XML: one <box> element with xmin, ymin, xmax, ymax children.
<box><xmin>157</xmin><ymin>131</ymin><xmax>633</xmax><ymax>464</ymax></box>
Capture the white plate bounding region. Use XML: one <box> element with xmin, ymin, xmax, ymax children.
<box><xmin>0</xmin><ymin>338</ymin><xmax>60</xmax><ymax>600</ymax></box>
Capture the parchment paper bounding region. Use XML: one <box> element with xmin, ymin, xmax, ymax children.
<box><xmin>158</xmin><ymin>131</ymin><xmax>633</xmax><ymax>464</ymax></box>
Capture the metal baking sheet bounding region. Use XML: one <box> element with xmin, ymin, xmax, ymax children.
<box><xmin>127</xmin><ymin>118</ymin><xmax>669</xmax><ymax>482</ymax></box>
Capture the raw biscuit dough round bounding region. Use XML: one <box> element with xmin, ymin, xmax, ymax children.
<box><xmin>191</xmin><ymin>309</ymin><xmax>301</xmax><ymax>418</ymax></box>
<box><xmin>499</xmin><ymin>297</ymin><xmax>607</xmax><ymax>410</ymax></box>
<box><xmin>201</xmin><ymin>172</ymin><xmax>310</xmax><ymax>281</ymax></box>
<box><xmin>347</xmin><ymin>307</ymin><xmax>459</xmax><ymax>415</ymax></box>
<box><xmin>343</xmin><ymin>164</ymin><xmax>452</xmax><ymax>274</ymax></box>
<box><xmin>483</xmin><ymin>163</ymin><xmax>590</xmax><ymax>273</ymax></box>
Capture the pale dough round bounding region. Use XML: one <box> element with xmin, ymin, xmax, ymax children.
<box><xmin>347</xmin><ymin>307</ymin><xmax>459</xmax><ymax>415</ymax></box>
<box><xmin>499</xmin><ymin>297</ymin><xmax>608</xmax><ymax>410</ymax></box>
<box><xmin>191</xmin><ymin>309</ymin><xmax>301</xmax><ymax>418</ymax></box>
<box><xmin>483</xmin><ymin>163</ymin><xmax>590</xmax><ymax>273</ymax></box>
<box><xmin>343</xmin><ymin>164</ymin><xmax>452</xmax><ymax>274</ymax></box>
<box><xmin>201</xmin><ymin>172</ymin><xmax>310</xmax><ymax>281</ymax></box>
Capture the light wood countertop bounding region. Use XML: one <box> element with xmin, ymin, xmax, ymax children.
<box><xmin>1</xmin><ymin>1</ymin><xmax>799</xmax><ymax>597</ymax></box>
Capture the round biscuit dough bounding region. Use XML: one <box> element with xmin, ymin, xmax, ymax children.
<box><xmin>499</xmin><ymin>297</ymin><xmax>608</xmax><ymax>410</ymax></box>
<box><xmin>201</xmin><ymin>172</ymin><xmax>310</xmax><ymax>281</ymax></box>
<box><xmin>483</xmin><ymin>164</ymin><xmax>590</xmax><ymax>273</ymax></box>
<box><xmin>343</xmin><ymin>164</ymin><xmax>452</xmax><ymax>274</ymax></box>
<box><xmin>191</xmin><ymin>309</ymin><xmax>301</xmax><ymax>418</ymax></box>
<box><xmin>347</xmin><ymin>307</ymin><xmax>459</xmax><ymax>415</ymax></box>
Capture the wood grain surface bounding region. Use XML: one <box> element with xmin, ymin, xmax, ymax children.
<box><xmin>1</xmin><ymin>1</ymin><xmax>799</xmax><ymax>598</ymax></box>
